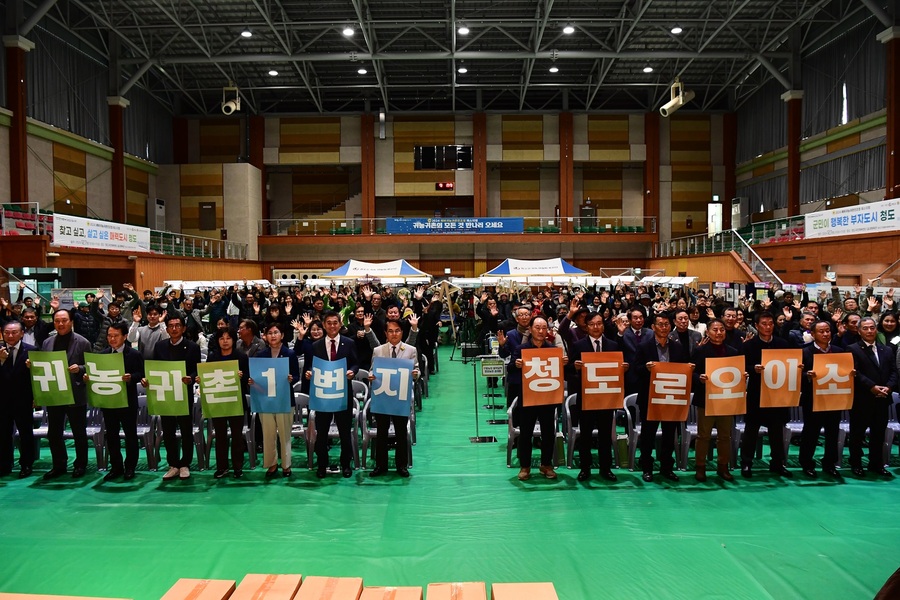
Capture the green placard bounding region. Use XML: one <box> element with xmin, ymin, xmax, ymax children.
<box><xmin>197</xmin><ymin>360</ymin><xmax>245</xmax><ymax>418</ymax></box>
<box><xmin>144</xmin><ymin>359</ymin><xmax>190</xmax><ymax>416</ymax></box>
<box><xmin>85</xmin><ymin>352</ymin><xmax>129</xmax><ymax>409</ymax></box>
<box><xmin>29</xmin><ymin>351</ymin><xmax>75</xmax><ymax>407</ymax></box>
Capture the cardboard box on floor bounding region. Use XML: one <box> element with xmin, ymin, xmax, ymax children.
<box><xmin>294</xmin><ymin>577</ymin><xmax>363</xmax><ymax>600</ymax></box>
<box><xmin>359</xmin><ymin>587</ymin><xmax>422</xmax><ymax>600</ymax></box>
<box><xmin>231</xmin><ymin>575</ymin><xmax>303</xmax><ymax>600</ymax></box>
<box><xmin>426</xmin><ymin>582</ymin><xmax>486</xmax><ymax>600</ymax></box>
<box><xmin>160</xmin><ymin>578</ymin><xmax>236</xmax><ymax>600</ymax></box>
<box><xmin>490</xmin><ymin>583</ymin><xmax>558</xmax><ymax>600</ymax></box>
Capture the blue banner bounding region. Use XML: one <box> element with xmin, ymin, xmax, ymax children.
<box><xmin>385</xmin><ymin>217</ymin><xmax>524</xmax><ymax>234</ymax></box>
<box><xmin>249</xmin><ymin>357</ymin><xmax>292</xmax><ymax>413</ymax></box>
<box><xmin>370</xmin><ymin>356</ymin><xmax>415</xmax><ymax>417</ymax></box>
<box><xmin>309</xmin><ymin>356</ymin><xmax>349</xmax><ymax>413</ymax></box>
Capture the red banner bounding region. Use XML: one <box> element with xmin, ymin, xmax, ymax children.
<box><xmin>521</xmin><ymin>347</ymin><xmax>565</xmax><ymax>407</ymax></box>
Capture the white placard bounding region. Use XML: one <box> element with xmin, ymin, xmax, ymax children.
<box><xmin>805</xmin><ymin>198</ymin><xmax>900</xmax><ymax>240</ymax></box>
<box><xmin>52</xmin><ymin>213</ymin><xmax>151</xmax><ymax>252</ymax></box>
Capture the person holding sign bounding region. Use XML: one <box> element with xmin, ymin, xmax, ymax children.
<box><xmin>691</xmin><ymin>319</ymin><xmax>742</xmax><ymax>482</ymax></box>
<box><xmin>634</xmin><ymin>312</ymin><xmax>691</xmax><ymax>483</ymax></box>
<box><xmin>0</xmin><ymin>320</ymin><xmax>36</xmax><ymax>478</ymax></box>
<box><xmin>205</xmin><ymin>327</ymin><xmax>249</xmax><ymax>479</ymax></box>
<box><xmin>368</xmin><ymin>320</ymin><xmax>418</xmax><ymax>477</ymax></box>
<box><xmin>847</xmin><ymin>317</ymin><xmax>897</xmax><ymax>477</ymax></box>
<box><xmin>254</xmin><ymin>323</ymin><xmax>300</xmax><ymax>479</ymax></box>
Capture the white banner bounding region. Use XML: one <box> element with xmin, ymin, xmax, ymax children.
<box><xmin>52</xmin><ymin>213</ymin><xmax>151</xmax><ymax>252</ymax></box>
<box><xmin>805</xmin><ymin>198</ymin><xmax>900</xmax><ymax>240</ymax></box>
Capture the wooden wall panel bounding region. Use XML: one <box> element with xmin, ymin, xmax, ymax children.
<box><xmin>649</xmin><ymin>252</ymin><xmax>756</xmax><ymax>284</ymax></box>
<box><xmin>199</xmin><ymin>119</ymin><xmax>241</xmax><ymax>163</ymax></box>
<box><xmin>588</xmin><ymin>115</ymin><xmax>630</xmax><ymax>161</ymax></box>
<box><xmin>53</xmin><ymin>143</ymin><xmax>87</xmax><ymax>215</ymax></box>
<box><xmin>135</xmin><ymin>257</ymin><xmax>265</xmax><ymax>289</ymax></box>
<box><xmin>125</xmin><ymin>167</ymin><xmax>149</xmax><ymax>226</ymax></box>
<box><xmin>669</xmin><ymin>115</ymin><xmax>713</xmax><ymax>239</ymax></box>
<box><xmin>180</xmin><ymin>164</ymin><xmax>224</xmax><ymax>236</ymax></box>
<box><xmin>499</xmin><ymin>165</ymin><xmax>540</xmax><ymax>217</ymax></box>
<box><xmin>393</xmin><ymin>117</ymin><xmax>456</xmax><ymax>196</ymax></box>
<box><xmin>582</xmin><ymin>165</ymin><xmax>623</xmax><ymax>218</ymax></box>
<box><xmin>291</xmin><ymin>166</ymin><xmax>349</xmax><ymax>217</ymax></box>
<box><xmin>280</xmin><ymin>117</ymin><xmax>342</xmax><ymax>164</ymax></box>
<box><xmin>502</xmin><ymin>116</ymin><xmax>544</xmax><ymax>161</ymax></box>
<box><xmin>669</xmin><ymin>116</ymin><xmax>711</xmax><ymax>164</ymax></box>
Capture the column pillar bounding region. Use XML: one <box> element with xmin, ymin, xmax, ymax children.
<box><xmin>644</xmin><ymin>112</ymin><xmax>660</xmax><ymax>235</ymax></box>
<box><xmin>558</xmin><ymin>112</ymin><xmax>574</xmax><ymax>233</ymax></box>
<box><xmin>723</xmin><ymin>112</ymin><xmax>737</xmax><ymax>229</ymax></box>
<box><xmin>473</xmin><ymin>112</ymin><xmax>488</xmax><ymax>217</ymax></box>
<box><xmin>781</xmin><ymin>90</ymin><xmax>803</xmax><ymax>216</ymax></box>
<box><xmin>3</xmin><ymin>35</ymin><xmax>35</xmax><ymax>205</ymax></box>
<box><xmin>878</xmin><ymin>27</ymin><xmax>900</xmax><ymax>200</ymax></box>
<box><xmin>248</xmin><ymin>116</ymin><xmax>268</xmax><ymax>222</ymax></box>
<box><xmin>107</xmin><ymin>96</ymin><xmax>129</xmax><ymax>223</ymax></box>
<box><xmin>172</xmin><ymin>117</ymin><xmax>189</xmax><ymax>164</ymax></box>
<box><xmin>360</xmin><ymin>114</ymin><xmax>376</xmax><ymax>229</ymax></box>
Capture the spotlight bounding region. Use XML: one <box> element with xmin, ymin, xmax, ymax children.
<box><xmin>670</xmin><ymin>25</ymin><xmax>683</xmax><ymax>35</ymax></box>
<box><xmin>563</xmin><ymin>24</ymin><xmax>575</xmax><ymax>34</ymax></box>
<box><xmin>241</xmin><ymin>28</ymin><xmax>252</xmax><ymax>38</ymax></box>
<box><xmin>458</xmin><ymin>25</ymin><xmax>469</xmax><ymax>35</ymax></box>
<box><xmin>268</xmin><ymin>69</ymin><xmax>278</xmax><ymax>76</ymax></box>
<box><xmin>659</xmin><ymin>78</ymin><xmax>695</xmax><ymax>117</ymax></box>
<box><xmin>343</xmin><ymin>26</ymin><xmax>354</xmax><ymax>37</ymax></box>
<box><xmin>457</xmin><ymin>64</ymin><xmax>467</xmax><ymax>74</ymax></box>
<box><xmin>549</xmin><ymin>65</ymin><xmax>559</xmax><ymax>73</ymax></box>
<box><xmin>221</xmin><ymin>82</ymin><xmax>241</xmax><ymax>115</ymax></box>
<box><xmin>643</xmin><ymin>65</ymin><xmax>654</xmax><ymax>73</ymax></box>
<box><xmin>357</xmin><ymin>67</ymin><xmax>367</xmax><ymax>75</ymax></box>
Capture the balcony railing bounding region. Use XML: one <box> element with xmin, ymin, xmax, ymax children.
<box><xmin>653</xmin><ymin>215</ymin><xmax>807</xmax><ymax>258</ymax></box>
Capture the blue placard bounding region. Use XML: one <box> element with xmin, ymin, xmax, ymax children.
<box><xmin>385</xmin><ymin>217</ymin><xmax>524</xmax><ymax>234</ymax></box>
<box><xmin>309</xmin><ymin>356</ymin><xmax>348</xmax><ymax>413</ymax></box>
<box><xmin>249</xmin><ymin>357</ymin><xmax>292</xmax><ymax>413</ymax></box>
<box><xmin>370</xmin><ymin>356</ymin><xmax>415</xmax><ymax>417</ymax></box>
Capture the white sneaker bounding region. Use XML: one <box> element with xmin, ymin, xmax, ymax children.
<box><xmin>179</xmin><ymin>466</ymin><xmax>191</xmax><ymax>480</ymax></box>
<box><xmin>162</xmin><ymin>467</ymin><xmax>179</xmax><ymax>480</ymax></box>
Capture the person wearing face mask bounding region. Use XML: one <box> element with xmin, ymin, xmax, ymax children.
<box><xmin>127</xmin><ymin>304</ymin><xmax>169</xmax><ymax>360</ymax></box>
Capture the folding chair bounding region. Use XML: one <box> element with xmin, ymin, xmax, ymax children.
<box><xmin>506</xmin><ymin>397</ymin><xmax>559</xmax><ymax>468</ymax></box>
<box><xmin>291</xmin><ymin>392</ymin><xmax>310</xmax><ymax>469</ymax></box>
<box><xmin>359</xmin><ymin>398</ymin><xmax>413</xmax><ymax>469</ymax></box>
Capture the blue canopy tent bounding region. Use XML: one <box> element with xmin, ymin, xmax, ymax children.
<box><xmin>322</xmin><ymin>259</ymin><xmax>432</xmax><ymax>283</ymax></box>
<box><xmin>481</xmin><ymin>258</ymin><xmax>589</xmax><ymax>279</ymax></box>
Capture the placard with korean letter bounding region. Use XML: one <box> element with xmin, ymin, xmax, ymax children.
<box><xmin>29</xmin><ymin>350</ymin><xmax>75</xmax><ymax>406</ymax></box>
<box><xmin>580</xmin><ymin>352</ymin><xmax>624</xmax><ymax>411</ymax></box>
<box><xmin>145</xmin><ymin>360</ymin><xmax>190</xmax><ymax>416</ymax></box>
<box><xmin>309</xmin><ymin>356</ymin><xmax>348</xmax><ymax>412</ymax></box>
<box><xmin>198</xmin><ymin>360</ymin><xmax>245</xmax><ymax>418</ymax></box>
<box><xmin>646</xmin><ymin>362</ymin><xmax>693</xmax><ymax>422</ymax></box>
<box><xmin>85</xmin><ymin>352</ymin><xmax>128</xmax><ymax>409</ymax></box>
<box><xmin>812</xmin><ymin>353</ymin><xmax>854</xmax><ymax>412</ymax></box>
<box><xmin>760</xmin><ymin>349</ymin><xmax>803</xmax><ymax>408</ymax></box>
<box><xmin>249</xmin><ymin>357</ymin><xmax>292</xmax><ymax>413</ymax></box>
<box><xmin>704</xmin><ymin>356</ymin><xmax>746</xmax><ymax>416</ymax></box>
<box><xmin>522</xmin><ymin>347</ymin><xmax>564</xmax><ymax>407</ymax></box>
<box><xmin>370</xmin><ymin>356</ymin><xmax>415</xmax><ymax>417</ymax></box>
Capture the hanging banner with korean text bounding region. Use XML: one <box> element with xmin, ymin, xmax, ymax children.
<box><xmin>249</xmin><ymin>357</ymin><xmax>291</xmax><ymax>413</ymax></box>
<box><xmin>760</xmin><ymin>349</ymin><xmax>803</xmax><ymax>408</ymax></box>
<box><xmin>646</xmin><ymin>362</ymin><xmax>693</xmax><ymax>422</ymax></box>
<box><xmin>197</xmin><ymin>360</ymin><xmax>245</xmax><ymax>418</ymax></box>
<box><xmin>580</xmin><ymin>352</ymin><xmax>625</xmax><ymax>411</ymax></box>
<box><xmin>144</xmin><ymin>360</ymin><xmax>190</xmax><ymax>416</ymax></box>
<box><xmin>370</xmin><ymin>356</ymin><xmax>415</xmax><ymax>417</ymax></box>
<box><xmin>29</xmin><ymin>350</ymin><xmax>75</xmax><ymax>407</ymax></box>
<box><xmin>521</xmin><ymin>347</ymin><xmax>564</xmax><ymax>407</ymax></box>
<box><xmin>704</xmin><ymin>356</ymin><xmax>746</xmax><ymax>416</ymax></box>
<box><xmin>812</xmin><ymin>353</ymin><xmax>855</xmax><ymax>412</ymax></box>
<box><xmin>85</xmin><ymin>352</ymin><xmax>128</xmax><ymax>409</ymax></box>
<box><xmin>309</xmin><ymin>356</ymin><xmax>348</xmax><ymax>413</ymax></box>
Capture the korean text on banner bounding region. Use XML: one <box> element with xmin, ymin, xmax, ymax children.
<box><xmin>85</xmin><ymin>352</ymin><xmax>128</xmax><ymax>409</ymax></box>
<box><xmin>646</xmin><ymin>362</ymin><xmax>693</xmax><ymax>422</ymax></box>
<box><xmin>309</xmin><ymin>356</ymin><xmax>348</xmax><ymax>413</ymax></box>
<box><xmin>812</xmin><ymin>353</ymin><xmax>855</xmax><ymax>412</ymax></box>
<box><xmin>145</xmin><ymin>360</ymin><xmax>190</xmax><ymax>416</ymax></box>
<box><xmin>580</xmin><ymin>352</ymin><xmax>625</xmax><ymax>411</ymax></box>
<box><xmin>249</xmin><ymin>357</ymin><xmax>292</xmax><ymax>413</ymax></box>
<box><xmin>52</xmin><ymin>212</ymin><xmax>151</xmax><ymax>252</ymax></box>
<box><xmin>29</xmin><ymin>350</ymin><xmax>75</xmax><ymax>407</ymax></box>
<box><xmin>760</xmin><ymin>349</ymin><xmax>803</xmax><ymax>408</ymax></box>
<box><xmin>198</xmin><ymin>360</ymin><xmax>245</xmax><ymax>418</ymax></box>
<box><xmin>521</xmin><ymin>347</ymin><xmax>564</xmax><ymax>407</ymax></box>
<box><xmin>704</xmin><ymin>356</ymin><xmax>746</xmax><ymax>416</ymax></box>
<box><xmin>370</xmin><ymin>356</ymin><xmax>415</xmax><ymax>417</ymax></box>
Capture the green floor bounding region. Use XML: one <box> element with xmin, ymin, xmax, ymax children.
<box><xmin>1</xmin><ymin>346</ymin><xmax>898</xmax><ymax>599</ymax></box>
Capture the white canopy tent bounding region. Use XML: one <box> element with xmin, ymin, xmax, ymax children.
<box><xmin>321</xmin><ymin>259</ymin><xmax>432</xmax><ymax>283</ymax></box>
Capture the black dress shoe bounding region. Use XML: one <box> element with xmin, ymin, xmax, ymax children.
<box><xmin>802</xmin><ymin>467</ymin><xmax>817</xmax><ymax>478</ymax></box>
<box><xmin>851</xmin><ymin>466</ymin><xmax>865</xmax><ymax>477</ymax></box>
<box><xmin>768</xmin><ymin>465</ymin><xmax>793</xmax><ymax>478</ymax></box>
<box><xmin>869</xmin><ymin>467</ymin><xmax>893</xmax><ymax>477</ymax></box>
<box><xmin>396</xmin><ymin>467</ymin><xmax>410</xmax><ymax>478</ymax></box>
<box><xmin>641</xmin><ymin>472</ymin><xmax>653</xmax><ymax>482</ymax></box>
<box><xmin>265</xmin><ymin>467</ymin><xmax>279</xmax><ymax>480</ymax></box>
<box><xmin>123</xmin><ymin>470</ymin><xmax>136</xmax><ymax>481</ymax></box>
<box><xmin>370</xmin><ymin>467</ymin><xmax>387</xmax><ymax>477</ymax></box>
<box><xmin>18</xmin><ymin>467</ymin><xmax>33</xmax><ymax>479</ymax></box>
<box><xmin>822</xmin><ymin>466</ymin><xmax>839</xmax><ymax>477</ymax></box>
<box><xmin>741</xmin><ymin>465</ymin><xmax>753</xmax><ymax>479</ymax></box>
<box><xmin>282</xmin><ymin>468</ymin><xmax>292</xmax><ymax>478</ymax></box>
<box><xmin>576</xmin><ymin>470</ymin><xmax>591</xmax><ymax>482</ymax></box>
<box><xmin>43</xmin><ymin>468</ymin><xmax>67</xmax><ymax>480</ymax></box>
<box><xmin>233</xmin><ymin>470</ymin><xmax>243</xmax><ymax>479</ymax></box>
<box><xmin>316</xmin><ymin>467</ymin><xmax>327</xmax><ymax>478</ymax></box>
<box><xmin>599</xmin><ymin>469</ymin><xmax>618</xmax><ymax>482</ymax></box>
<box><xmin>342</xmin><ymin>466</ymin><xmax>353</xmax><ymax>478</ymax></box>
<box><xmin>71</xmin><ymin>467</ymin><xmax>86</xmax><ymax>479</ymax></box>
<box><xmin>103</xmin><ymin>470</ymin><xmax>123</xmax><ymax>482</ymax></box>
<box><xmin>214</xmin><ymin>469</ymin><xmax>230</xmax><ymax>479</ymax></box>
<box><xmin>661</xmin><ymin>471</ymin><xmax>680</xmax><ymax>482</ymax></box>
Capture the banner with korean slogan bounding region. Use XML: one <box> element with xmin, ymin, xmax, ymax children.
<box><xmin>760</xmin><ymin>349</ymin><xmax>803</xmax><ymax>408</ymax></box>
<box><xmin>522</xmin><ymin>347</ymin><xmax>564</xmax><ymax>407</ymax></box>
<box><xmin>812</xmin><ymin>353</ymin><xmax>855</xmax><ymax>412</ymax></box>
<box><xmin>84</xmin><ymin>352</ymin><xmax>128</xmax><ymax>409</ymax></box>
<box><xmin>309</xmin><ymin>356</ymin><xmax>349</xmax><ymax>413</ymax></box>
<box><xmin>29</xmin><ymin>351</ymin><xmax>75</xmax><ymax>407</ymax></box>
<box><xmin>581</xmin><ymin>352</ymin><xmax>625</xmax><ymax>411</ymax></box>
<box><xmin>145</xmin><ymin>360</ymin><xmax>190</xmax><ymax>416</ymax></box>
<box><xmin>646</xmin><ymin>362</ymin><xmax>693</xmax><ymax>422</ymax></box>
<box><xmin>249</xmin><ymin>357</ymin><xmax>291</xmax><ymax>413</ymax></box>
<box><xmin>704</xmin><ymin>356</ymin><xmax>746</xmax><ymax>416</ymax></box>
<box><xmin>370</xmin><ymin>356</ymin><xmax>415</xmax><ymax>417</ymax></box>
<box><xmin>197</xmin><ymin>360</ymin><xmax>245</xmax><ymax>418</ymax></box>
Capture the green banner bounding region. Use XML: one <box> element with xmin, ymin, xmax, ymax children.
<box><xmin>144</xmin><ymin>360</ymin><xmax>190</xmax><ymax>416</ymax></box>
<box><xmin>197</xmin><ymin>360</ymin><xmax>245</xmax><ymax>418</ymax></box>
<box><xmin>29</xmin><ymin>350</ymin><xmax>75</xmax><ymax>407</ymax></box>
<box><xmin>85</xmin><ymin>352</ymin><xmax>129</xmax><ymax>410</ymax></box>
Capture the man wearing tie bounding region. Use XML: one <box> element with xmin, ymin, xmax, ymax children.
<box><xmin>308</xmin><ymin>311</ymin><xmax>358</xmax><ymax>478</ymax></box>
<box><xmin>848</xmin><ymin>317</ymin><xmax>897</xmax><ymax>477</ymax></box>
<box><xmin>369</xmin><ymin>320</ymin><xmax>418</xmax><ymax>477</ymax></box>
<box><xmin>0</xmin><ymin>321</ymin><xmax>36</xmax><ymax>478</ymax></box>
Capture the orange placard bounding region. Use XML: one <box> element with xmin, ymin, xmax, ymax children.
<box><xmin>760</xmin><ymin>349</ymin><xmax>803</xmax><ymax>408</ymax></box>
<box><xmin>704</xmin><ymin>356</ymin><xmax>746</xmax><ymax>416</ymax></box>
<box><xmin>646</xmin><ymin>362</ymin><xmax>693</xmax><ymax>422</ymax></box>
<box><xmin>521</xmin><ymin>347</ymin><xmax>565</xmax><ymax>407</ymax></box>
<box><xmin>581</xmin><ymin>351</ymin><xmax>625</xmax><ymax>411</ymax></box>
<box><xmin>812</xmin><ymin>353</ymin><xmax>855</xmax><ymax>412</ymax></box>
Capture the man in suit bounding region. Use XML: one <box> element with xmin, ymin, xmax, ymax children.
<box><xmin>788</xmin><ymin>311</ymin><xmax>816</xmax><ymax>349</ymax></box>
<box><xmin>634</xmin><ymin>312</ymin><xmax>691</xmax><ymax>482</ymax></box>
<box><xmin>369</xmin><ymin>320</ymin><xmax>418</xmax><ymax>477</ymax></box>
<box><xmin>848</xmin><ymin>317</ymin><xmax>897</xmax><ymax>477</ymax></box>
<box><xmin>92</xmin><ymin>322</ymin><xmax>144</xmax><ymax>481</ymax></box>
<box><xmin>571</xmin><ymin>312</ymin><xmax>621</xmax><ymax>482</ymax></box>
<box><xmin>19</xmin><ymin>308</ymin><xmax>52</xmax><ymax>348</ymax></box>
<box><xmin>497</xmin><ymin>305</ymin><xmax>535</xmax><ymax>415</ymax></box>
<box><xmin>40</xmin><ymin>309</ymin><xmax>93</xmax><ymax>479</ymax></box>
<box><xmin>671</xmin><ymin>308</ymin><xmax>702</xmax><ymax>357</ymax></box>
<box><xmin>308</xmin><ymin>310</ymin><xmax>358</xmax><ymax>478</ymax></box>
<box><xmin>0</xmin><ymin>320</ymin><xmax>36</xmax><ymax>477</ymax></box>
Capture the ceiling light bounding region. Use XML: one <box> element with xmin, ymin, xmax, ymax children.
<box><xmin>670</xmin><ymin>25</ymin><xmax>683</xmax><ymax>35</ymax></box>
<box><xmin>268</xmin><ymin>69</ymin><xmax>278</xmax><ymax>76</ymax></box>
<box><xmin>457</xmin><ymin>65</ymin><xmax>468</xmax><ymax>74</ymax></box>
<box><xmin>240</xmin><ymin>28</ymin><xmax>252</xmax><ymax>38</ymax></box>
<box><xmin>357</xmin><ymin>67</ymin><xmax>367</xmax><ymax>75</ymax></box>
<box><xmin>458</xmin><ymin>25</ymin><xmax>469</xmax><ymax>35</ymax></box>
<box><xmin>643</xmin><ymin>65</ymin><xmax>654</xmax><ymax>73</ymax></box>
<box><xmin>343</xmin><ymin>26</ymin><xmax>354</xmax><ymax>37</ymax></box>
<box><xmin>563</xmin><ymin>25</ymin><xmax>575</xmax><ymax>34</ymax></box>
<box><xmin>549</xmin><ymin>65</ymin><xmax>559</xmax><ymax>73</ymax></box>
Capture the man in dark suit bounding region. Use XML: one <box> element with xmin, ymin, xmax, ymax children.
<box><xmin>848</xmin><ymin>317</ymin><xmax>897</xmax><ymax>477</ymax></box>
<box><xmin>19</xmin><ymin>308</ymin><xmax>52</xmax><ymax>348</ymax></box>
<box><xmin>571</xmin><ymin>312</ymin><xmax>621</xmax><ymax>482</ymax></box>
<box><xmin>671</xmin><ymin>308</ymin><xmax>702</xmax><ymax>357</ymax></box>
<box><xmin>93</xmin><ymin>323</ymin><xmax>144</xmax><ymax>481</ymax></box>
<box><xmin>308</xmin><ymin>310</ymin><xmax>358</xmax><ymax>478</ymax></box>
<box><xmin>619</xmin><ymin>308</ymin><xmax>651</xmax><ymax>397</ymax></box>
<box><xmin>0</xmin><ymin>320</ymin><xmax>36</xmax><ymax>477</ymax></box>
<box><xmin>634</xmin><ymin>312</ymin><xmax>690</xmax><ymax>482</ymax></box>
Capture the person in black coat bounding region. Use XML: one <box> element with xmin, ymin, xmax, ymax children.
<box><xmin>19</xmin><ymin>308</ymin><xmax>52</xmax><ymax>348</ymax></box>
<box><xmin>0</xmin><ymin>321</ymin><xmax>36</xmax><ymax>477</ymax></box>
<box><xmin>206</xmin><ymin>327</ymin><xmax>249</xmax><ymax>479</ymax></box>
<box><xmin>847</xmin><ymin>317</ymin><xmax>897</xmax><ymax>477</ymax></box>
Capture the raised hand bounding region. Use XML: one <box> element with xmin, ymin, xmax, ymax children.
<box><xmin>50</xmin><ymin>296</ymin><xmax>60</xmax><ymax>311</ymax></box>
<box><xmin>497</xmin><ymin>329</ymin><xmax>507</xmax><ymax>346</ymax></box>
<box><xmin>415</xmin><ymin>285</ymin><xmax>425</xmax><ymax>300</ymax></box>
<box><xmin>363</xmin><ymin>314</ymin><xmax>373</xmax><ymax>329</ymax></box>
<box><xmin>408</xmin><ymin>314</ymin><xmax>419</xmax><ymax>329</ymax></box>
